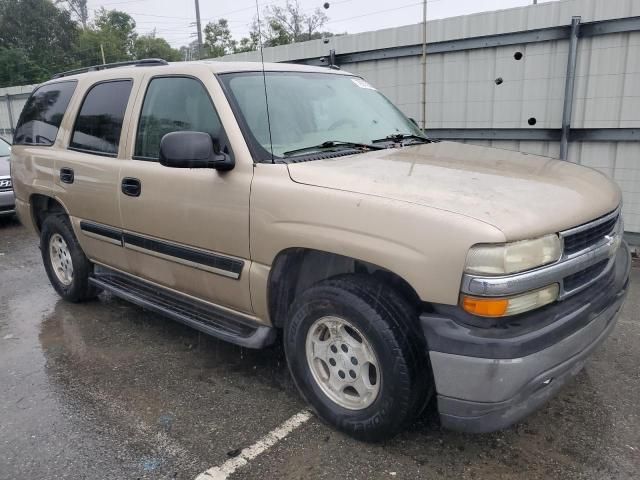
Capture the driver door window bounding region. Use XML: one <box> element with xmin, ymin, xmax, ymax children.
<box><xmin>134</xmin><ymin>77</ymin><xmax>222</xmax><ymax>160</ymax></box>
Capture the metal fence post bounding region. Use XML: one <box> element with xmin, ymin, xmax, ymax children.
<box><xmin>5</xmin><ymin>94</ymin><xmax>15</xmax><ymax>135</ymax></box>
<box><xmin>560</xmin><ymin>16</ymin><xmax>581</xmax><ymax>160</ymax></box>
<box><xmin>421</xmin><ymin>0</ymin><xmax>427</xmax><ymax>129</ymax></box>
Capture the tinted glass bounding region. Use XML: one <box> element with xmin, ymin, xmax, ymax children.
<box><xmin>70</xmin><ymin>80</ymin><xmax>133</xmax><ymax>156</ymax></box>
<box><xmin>14</xmin><ymin>81</ymin><xmax>77</xmax><ymax>146</ymax></box>
<box><xmin>135</xmin><ymin>77</ymin><xmax>222</xmax><ymax>160</ymax></box>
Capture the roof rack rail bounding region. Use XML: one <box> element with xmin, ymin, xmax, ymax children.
<box><xmin>52</xmin><ymin>58</ymin><xmax>169</xmax><ymax>79</ymax></box>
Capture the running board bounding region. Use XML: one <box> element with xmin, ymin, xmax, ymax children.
<box><xmin>89</xmin><ymin>267</ymin><xmax>276</xmax><ymax>349</ymax></box>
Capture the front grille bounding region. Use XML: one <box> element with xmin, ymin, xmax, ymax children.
<box><xmin>0</xmin><ymin>178</ymin><xmax>12</xmax><ymax>192</ymax></box>
<box><xmin>563</xmin><ymin>259</ymin><xmax>608</xmax><ymax>292</ymax></box>
<box><xmin>563</xmin><ymin>213</ymin><xmax>618</xmax><ymax>255</ymax></box>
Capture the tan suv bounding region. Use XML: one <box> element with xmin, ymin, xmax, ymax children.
<box><xmin>10</xmin><ymin>59</ymin><xmax>631</xmax><ymax>440</ymax></box>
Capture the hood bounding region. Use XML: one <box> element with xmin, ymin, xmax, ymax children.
<box><xmin>287</xmin><ymin>141</ymin><xmax>621</xmax><ymax>240</ymax></box>
<box><xmin>0</xmin><ymin>155</ymin><xmax>9</xmax><ymax>177</ymax></box>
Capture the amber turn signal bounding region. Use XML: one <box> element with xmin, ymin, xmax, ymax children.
<box><xmin>461</xmin><ymin>284</ymin><xmax>560</xmax><ymax>318</ymax></box>
<box><xmin>461</xmin><ymin>296</ymin><xmax>509</xmax><ymax>317</ymax></box>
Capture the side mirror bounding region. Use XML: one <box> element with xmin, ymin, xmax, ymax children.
<box><xmin>159</xmin><ymin>131</ymin><xmax>235</xmax><ymax>171</ymax></box>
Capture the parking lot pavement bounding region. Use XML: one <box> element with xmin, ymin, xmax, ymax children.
<box><xmin>1</xmin><ymin>218</ymin><xmax>639</xmax><ymax>480</ymax></box>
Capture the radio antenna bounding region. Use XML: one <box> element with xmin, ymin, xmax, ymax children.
<box><xmin>255</xmin><ymin>0</ymin><xmax>275</xmax><ymax>163</ymax></box>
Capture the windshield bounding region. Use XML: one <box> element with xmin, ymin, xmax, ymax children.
<box><xmin>220</xmin><ymin>71</ymin><xmax>424</xmax><ymax>159</ymax></box>
<box><xmin>0</xmin><ymin>138</ymin><xmax>11</xmax><ymax>156</ymax></box>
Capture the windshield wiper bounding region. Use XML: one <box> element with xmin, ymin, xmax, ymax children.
<box><xmin>372</xmin><ymin>133</ymin><xmax>432</xmax><ymax>145</ymax></box>
<box><xmin>283</xmin><ymin>140</ymin><xmax>384</xmax><ymax>157</ymax></box>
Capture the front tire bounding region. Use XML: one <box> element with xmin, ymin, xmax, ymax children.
<box><xmin>41</xmin><ymin>214</ymin><xmax>97</xmax><ymax>302</ymax></box>
<box><xmin>284</xmin><ymin>275</ymin><xmax>431</xmax><ymax>441</ymax></box>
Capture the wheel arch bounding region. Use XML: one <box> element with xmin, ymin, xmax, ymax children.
<box><xmin>30</xmin><ymin>194</ymin><xmax>69</xmax><ymax>234</ymax></box>
<box><xmin>267</xmin><ymin>247</ymin><xmax>423</xmax><ymax>328</ymax></box>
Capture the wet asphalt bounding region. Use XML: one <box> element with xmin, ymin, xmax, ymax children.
<box><xmin>1</xmin><ymin>216</ymin><xmax>639</xmax><ymax>480</ymax></box>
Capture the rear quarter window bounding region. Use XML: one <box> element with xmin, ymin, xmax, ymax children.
<box><xmin>69</xmin><ymin>80</ymin><xmax>133</xmax><ymax>156</ymax></box>
<box><xmin>13</xmin><ymin>80</ymin><xmax>77</xmax><ymax>146</ymax></box>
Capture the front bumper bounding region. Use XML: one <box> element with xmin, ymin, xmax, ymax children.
<box><xmin>0</xmin><ymin>189</ymin><xmax>15</xmax><ymax>216</ymax></box>
<box><xmin>421</xmin><ymin>242</ymin><xmax>631</xmax><ymax>433</ymax></box>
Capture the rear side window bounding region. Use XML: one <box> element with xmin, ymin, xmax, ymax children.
<box><xmin>134</xmin><ymin>77</ymin><xmax>222</xmax><ymax>160</ymax></box>
<box><xmin>70</xmin><ymin>80</ymin><xmax>133</xmax><ymax>156</ymax></box>
<box><xmin>13</xmin><ymin>81</ymin><xmax>77</xmax><ymax>146</ymax></box>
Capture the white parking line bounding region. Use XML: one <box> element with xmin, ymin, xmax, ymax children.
<box><xmin>194</xmin><ymin>410</ymin><xmax>313</xmax><ymax>480</ymax></box>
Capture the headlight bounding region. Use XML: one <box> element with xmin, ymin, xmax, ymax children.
<box><xmin>461</xmin><ymin>284</ymin><xmax>559</xmax><ymax>317</ymax></box>
<box><xmin>464</xmin><ymin>234</ymin><xmax>562</xmax><ymax>275</ymax></box>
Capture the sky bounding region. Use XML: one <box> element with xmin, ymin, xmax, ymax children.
<box><xmin>85</xmin><ymin>0</ymin><xmax>558</xmax><ymax>49</ymax></box>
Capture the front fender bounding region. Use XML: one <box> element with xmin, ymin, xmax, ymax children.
<box><xmin>250</xmin><ymin>165</ymin><xmax>505</xmax><ymax>306</ymax></box>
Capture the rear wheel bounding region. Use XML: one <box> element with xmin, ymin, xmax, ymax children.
<box><xmin>41</xmin><ymin>214</ymin><xmax>98</xmax><ymax>302</ymax></box>
<box><xmin>284</xmin><ymin>274</ymin><xmax>431</xmax><ymax>441</ymax></box>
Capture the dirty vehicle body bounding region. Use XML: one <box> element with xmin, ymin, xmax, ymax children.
<box><xmin>11</xmin><ymin>60</ymin><xmax>631</xmax><ymax>440</ymax></box>
<box><xmin>0</xmin><ymin>137</ymin><xmax>15</xmax><ymax>217</ymax></box>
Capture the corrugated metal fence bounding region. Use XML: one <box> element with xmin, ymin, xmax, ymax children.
<box><xmin>221</xmin><ymin>0</ymin><xmax>640</xmax><ymax>238</ymax></box>
<box><xmin>2</xmin><ymin>0</ymin><xmax>639</xmax><ymax>238</ymax></box>
<box><xmin>0</xmin><ymin>85</ymin><xmax>32</xmax><ymax>140</ymax></box>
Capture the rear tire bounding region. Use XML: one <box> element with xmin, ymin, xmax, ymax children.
<box><xmin>284</xmin><ymin>274</ymin><xmax>431</xmax><ymax>441</ymax></box>
<box><xmin>41</xmin><ymin>214</ymin><xmax>98</xmax><ymax>302</ymax></box>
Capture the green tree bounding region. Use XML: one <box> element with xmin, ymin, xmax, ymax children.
<box><xmin>0</xmin><ymin>0</ymin><xmax>79</xmax><ymax>83</ymax></box>
<box><xmin>134</xmin><ymin>32</ymin><xmax>181</xmax><ymax>61</ymax></box>
<box><xmin>93</xmin><ymin>8</ymin><xmax>137</xmax><ymax>61</ymax></box>
<box><xmin>74</xmin><ymin>28</ymin><xmax>107</xmax><ymax>66</ymax></box>
<box><xmin>203</xmin><ymin>18</ymin><xmax>236</xmax><ymax>58</ymax></box>
<box><xmin>0</xmin><ymin>2</ymin><xmax>182</xmax><ymax>85</ymax></box>
<box><xmin>262</xmin><ymin>0</ymin><xmax>329</xmax><ymax>46</ymax></box>
<box><xmin>234</xmin><ymin>31</ymin><xmax>259</xmax><ymax>53</ymax></box>
<box><xmin>56</xmin><ymin>0</ymin><xmax>88</xmax><ymax>29</ymax></box>
<box><xmin>0</xmin><ymin>48</ymin><xmax>49</xmax><ymax>87</ymax></box>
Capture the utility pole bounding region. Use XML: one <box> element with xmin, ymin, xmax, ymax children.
<box><xmin>420</xmin><ymin>0</ymin><xmax>427</xmax><ymax>130</ymax></box>
<box><xmin>194</xmin><ymin>0</ymin><xmax>203</xmax><ymax>59</ymax></box>
<box><xmin>100</xmin><ymin>43</ymin><xmax>106</xmax><ymax>64</ymax></box>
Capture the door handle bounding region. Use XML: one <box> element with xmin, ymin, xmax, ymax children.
<box><xmin>121</xmin><ymin>177</ymin><xmax>141</xmax><ymax>197</ymax></box>
<box><xmin>60</xmin><ymin>167</ymin><xmax>74</xmax><ymax>184</ymax></box>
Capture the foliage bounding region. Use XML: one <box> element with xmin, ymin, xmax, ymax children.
<box><xmin>0</xmin><ymin>0</ymin><xmax>340</xmax><ymax>86</ymax></box>
<box><xmin>203</xmin><ymin>18</ymin><xmax>236</xmax><ymax>58</ymax></box>
<box><xmin>0</xmin><ymin>47</ymin><xmax>49</xmax><ymax>87</ymax></box>
<box><xmin>262</xmin><ymin>0</ymin><xmax>329</xmax><ymax>46</ymax></box>
<box><xmin>235</xmin><ymin>31</ymin><xmax>259</xmax><ymax>54</ymax></box>
<box><xmin>92</xmin><ymin>8</ymin><xmax>138</xmax><ymax>60</ymax></box>
<box><xmin>56</xmin><ymin>0</ymin><xmax>88</xmax><ymax>28</ymax></box>
<box><xmin>203</xmin><ymin>18</ymin><xmax>262</xmax><ymax>58</ymax></box>
<box><xmin>133</xmin><ymin>32</ymin><xmax>182</xmax><ymax>62</ymax></box>
<box><xmin>0</xmin><ymin>0</ymin><xmax>79</xmax><ymax>85</ymax></box>
<box><xmin>0</xmin><ymin>0</ymin><xmax>183</xmax><ymax>86</ymax></box>
<box><xmin>202</xmin><ymin>0</ymin><xmax>335</xmax><ymax>58</ymax></box>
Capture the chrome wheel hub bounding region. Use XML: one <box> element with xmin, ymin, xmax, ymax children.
<box><xmin>305</xmin><ymin>316</ymin><xmax>381</xmax><ymax>410</ymax></box>
<box><xmin>49</xmin><ymin>233</ymin><xmax>73</xmax><ymax>286</ymax></box>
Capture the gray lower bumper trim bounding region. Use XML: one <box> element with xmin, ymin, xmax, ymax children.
<box><xmin>429</xmin><ymin>288</ymin><xmax>626</xmax><ymax>403</ymax></box>
<box><xmin>434</xmin><ymin>298</ymin><xmax>624</xmax><ymax>433</ymax></box>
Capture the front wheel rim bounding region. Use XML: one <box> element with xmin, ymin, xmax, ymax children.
<box><xmin>305</xmin><ymin>316</ymin><xmax>381</xmax><ymax>410</ymax></box>
<box><xmin>49</xmin><ymin>233</ymin><xmax>74</xmax><ymax>286</ymax></box>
